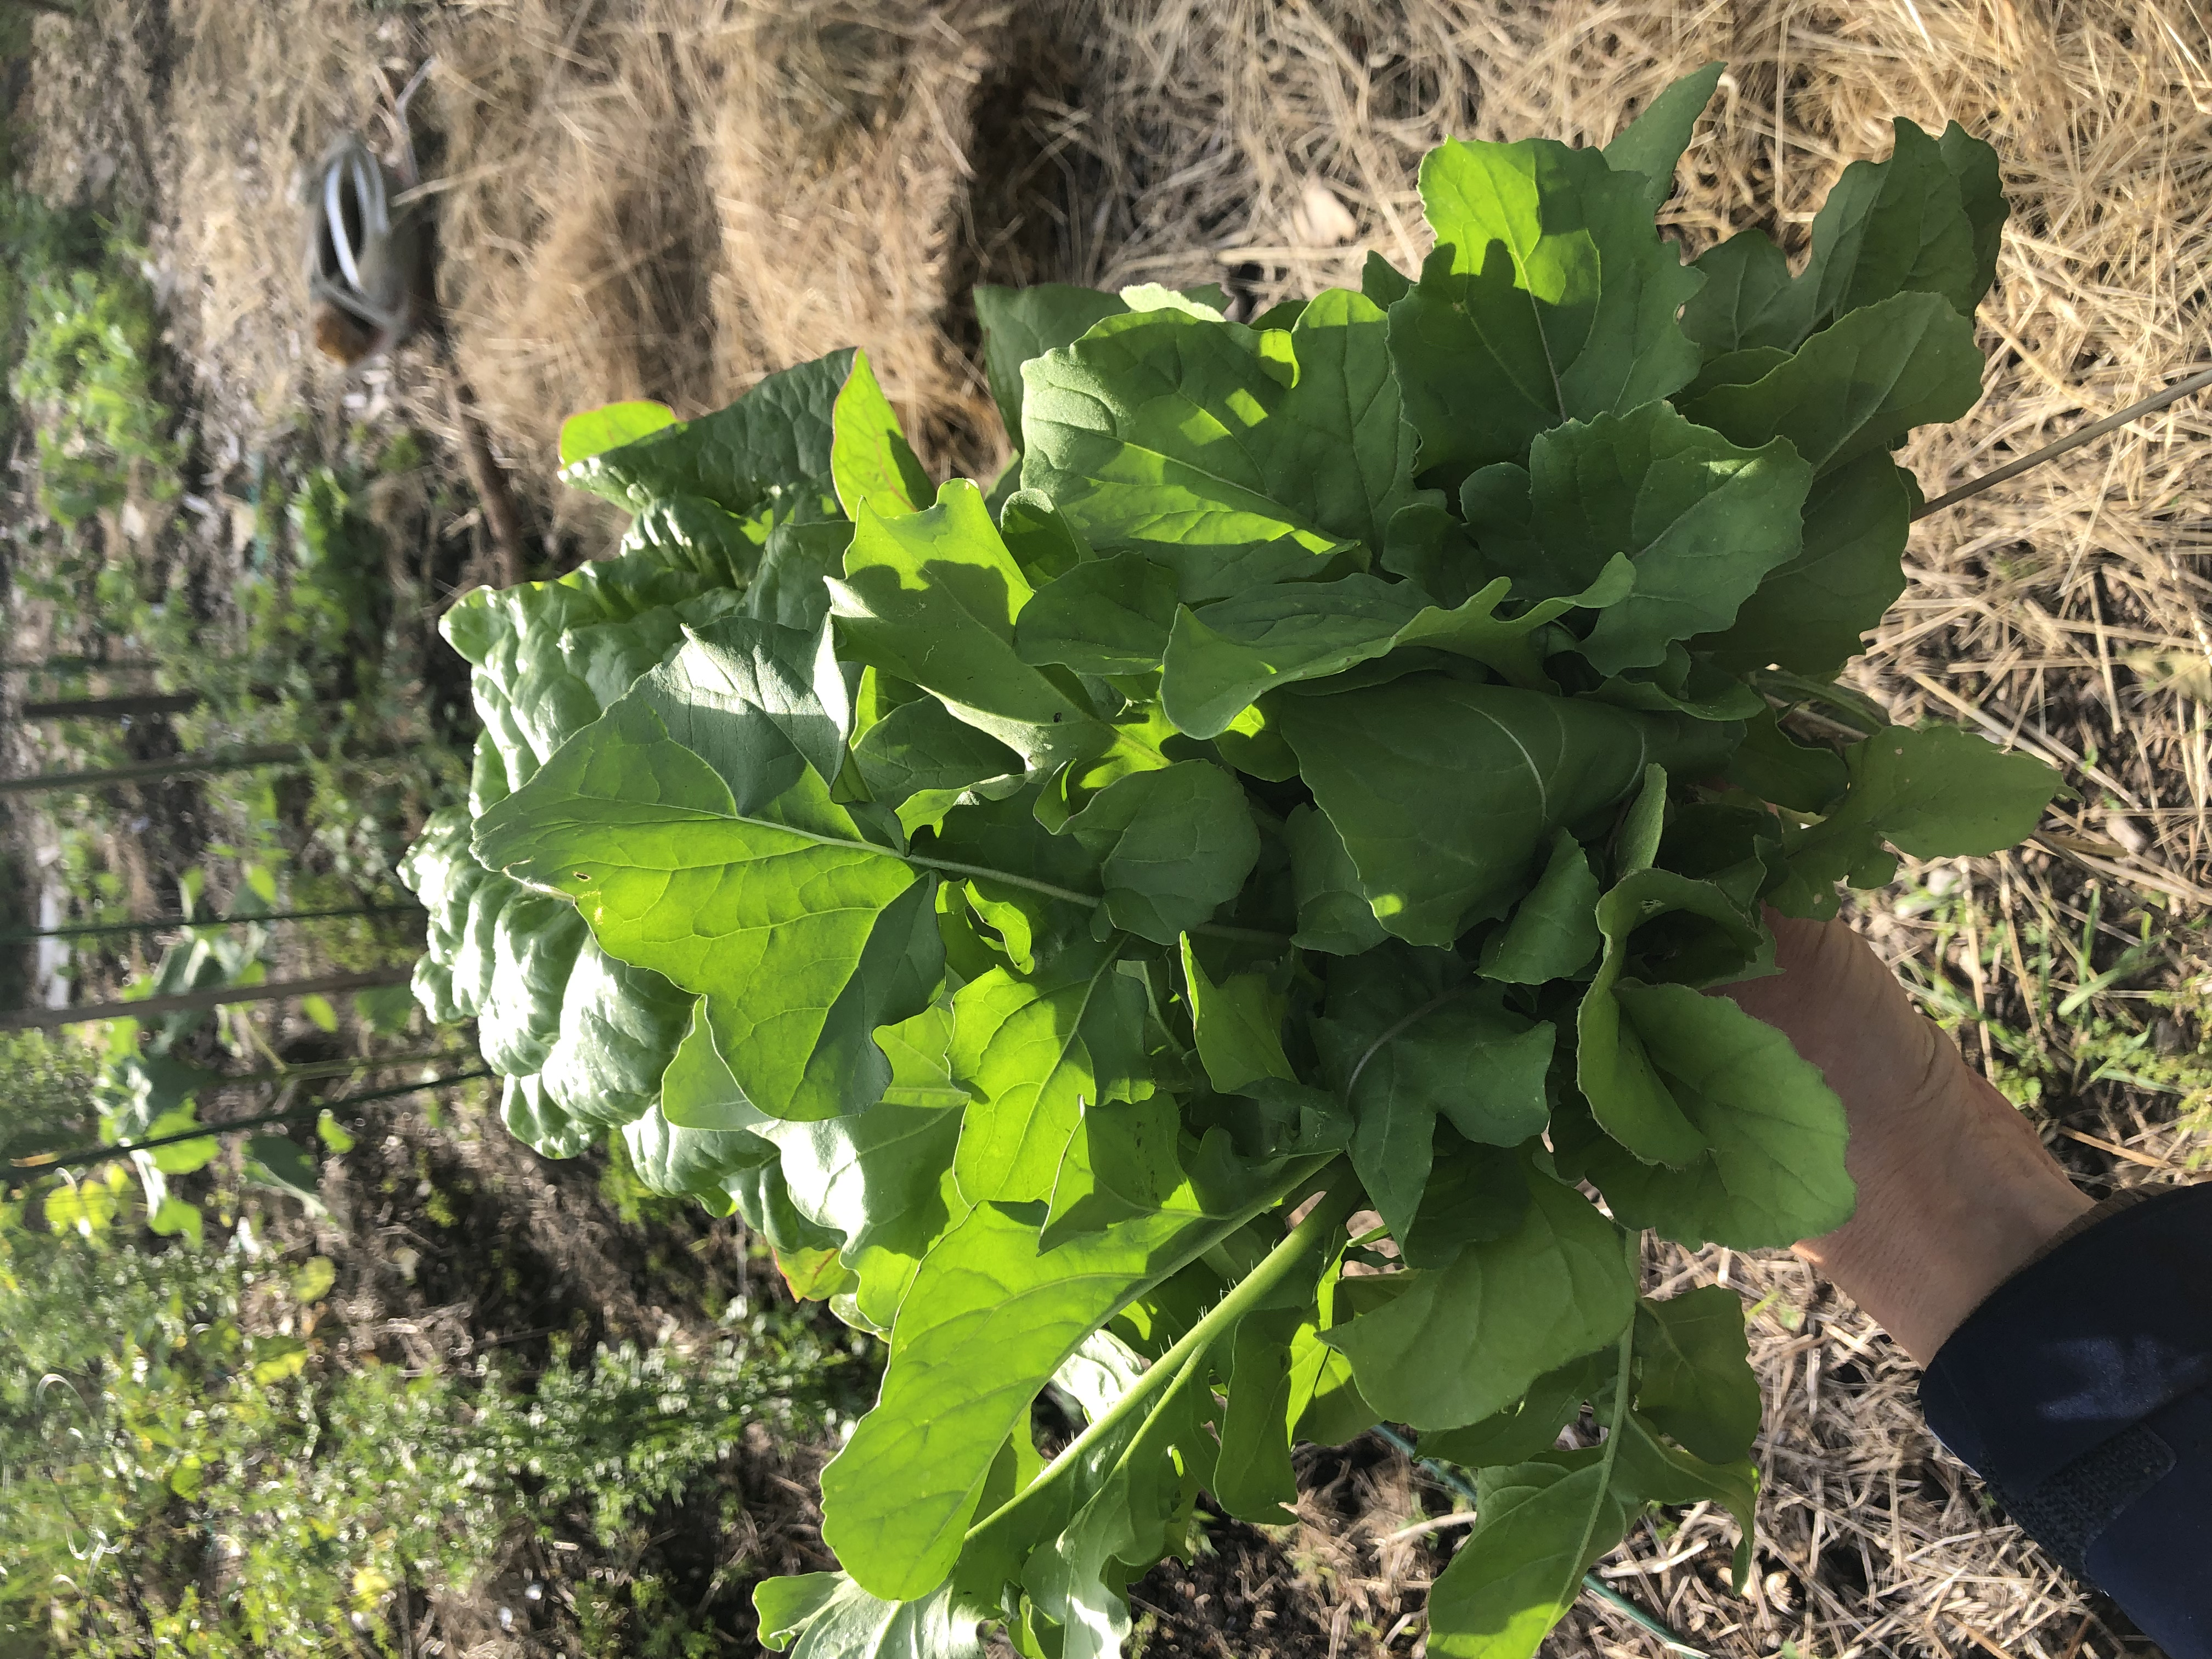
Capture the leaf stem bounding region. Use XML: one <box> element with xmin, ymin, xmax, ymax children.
<box><xmin>1912</xmin><ymin>363</ymin><xmax>2212</xmax><ymax>521</ymax></box>
<box><xmin>1566</xmin><ymin>1231</ymin><xmax>1643</xmax><ymax>1590</ymax></box>
<box><xmin>904</xmin><ymin>853</ymin><xmax>1289</xmax><ymax>946</ymax></box>
<box><xmin>964</xmin><ymin>1156</ymin><xmax>1359</xmax><ymax>1544</ymax></box>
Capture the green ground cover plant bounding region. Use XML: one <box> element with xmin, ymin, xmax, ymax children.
<box><xmin>400</xmin><ymin>67</ymin><xmax>2059</xmax><ymax>1658</ymax></box>
<box><xmin>0</xmin><ymin>1215</ymin><xmax>854</xmax><ymax>1657</ymax></box>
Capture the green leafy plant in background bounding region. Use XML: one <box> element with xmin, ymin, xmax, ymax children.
<box><xmin>0</xmin><ymin>1216</ymin><xmax>856</xmax><ymax>1656</ymax></box>
<box><xmin>401</xmin><ymin>66</ymin><xmax>2058</xmax><ymax>1658</ymax></box>
<box><xmin>5</xmin><ymin>204</ymin><xmax>180</xmax><ymax>527</ymax></box>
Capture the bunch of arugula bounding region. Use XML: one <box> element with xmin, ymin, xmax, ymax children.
<box><xmin>400</xmin><ymin>66</ymin><xmax>2059</xmax><ymax>1659</ymax></box>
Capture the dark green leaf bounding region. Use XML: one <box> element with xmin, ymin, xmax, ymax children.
<box><xmin>1635</xmin><ymin>1286</ymin><xmax>1762</xmax><ymax>1464</ymax></box>
<box><xmin>1480</xmin><ymin>831</ymin><xmax>1600</xmax><ymax>984</ymax></box>
<box><xmin>1601</xmin><ymin>63</ymin><xmax>1723</xmax><ymax>214</ymax></box>
<box><xmin>1060</xmin><ymin>761</ymin><xmax>1260</xmax><ymax>944</ymax></box>
<box><xmin>1683</xmin><ymin>292</ymin><xmax>1984</xmax><ymax>479</ymax></box>
<box><xmin>1388</xmin><ymin>138</ymin><xmax>1703</xmax><ymax>483</ymax></box>
<box><xmin>1280</xmin><ymin>676</ymin><xmax>1742</xmax><ymax>945</ymax></box>
<box><xmin>975</xmin><ymin>284</ymin><xmax>1130</xmax><ymax>446</ymax></box>
<box><xmin>1329</xmin><ymin>1173</ymin><xmax>1634</xmax><ymax>1429</ymax></box>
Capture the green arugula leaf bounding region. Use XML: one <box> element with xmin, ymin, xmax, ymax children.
<box><xmin>1180</xmin><ymin>935</ymin><xmax>1295</xmax><ymax>1093</ymax></box>
<box><xmin>1601</xmin><ymin>62</ymin><xmax>1723</xmax><ymax>214</ymax></box>
<box><xmin>1419</xmin><ymin>1350</ymin><xmax>1609</xmax><ymax>1468</ymax></box>
<box><xmin>819</xmin><ymin>1161</ymin><xmax>1309</xmax><ymax>1600</ymax></box>
<box><xmin>1425</xmin><ymin>1410</ymin><xmax>1755</xmax><ymax>1658</ymax></box>
<box><xmin>831</xmin><ymin>347</ymin><xmax>933</xmax><ymax>519</ymax></box>
<box><xmin>1280</xmin><ymin>677</ymin><xmax>1743</xmax><ymax>945</ymax></box>
<box><xmin>1802</xmin><ymin>119</ymin><xmax>1989</xmax><ymax>328</ymax></box>
<box><xmin>830</xmin><ymin>480</ymin><xmax>1107</xmax><ymax>769</ymax></box>
<box><xmin>1680</xmin><ymin>230</ymin><xmax>1818</xmax><ymax>359</ymax></box>
<box><xmin>1284</xmin><ymin>802</ymin><xmax>1389</xmax><ymax>955</ymax></box>
<box><xmin>1634</xmin><ymin>1286</ymin><xmax>1762</xmax><ymax>1464</ymax></box>
<box><xmin>1014</xmin><ymin>552</ymin><xmax>1181</xmax><ymax>676</ymax></box>
<box><xmin>473</xmin><ymin>631</ymin><xmax>938</xmax><ymax>1122</ymax></box>
<box><xmin>558</xmin><ymin>399</ymin><xmax>677</xmax><ymax>466</ymax></box>
<box><xmin>1699</xmin><ymin>450</ymin><xmax>1914</xmax><ymax>676</ymax></box>
<box><xmin>563</xmin><ymin>348</ymin><xmax>850</xmax><ymax>520</ymax></box>
<box><xmin>1060</xmin><ymin>760</ymin><xmax>1260</xmax><ymax>943</ymax></box>
<box><xmin>1022</xmin><ymin>291</ymin><xmax>1425</xmax><ymax>588</ymax></box>
<box><xmin>1482</xmin><ymin>403</ymin><xmax>1812</xmax><ymax>674</ymax></box>
<box><xmin>950</xmin><ymin>936</ymin><xmax>1155</xmax><ymax>1204</ymax></box>
<box><xmin>1575</xmin><ymin>867</ymin><xmax>1764</xmax><ymax>1166</ymax></box>
<box><xmin>1312</xmin><ymin>943</ymin><xmax>1552</xmax><ymax>1243</ymax></box>
<box><xmin>1585</xmin><ymin>981</ymin><xmax>1853</xmax><ymax>1248</ymax></box>
<box><xmin>1777</xmin><ymin>723</ymin><xmax>2060</xmax><ymax>916</ymax></box>
<box><xmin>1388</xmin><ymin>138</ymin><xmax>1703</xmax><ymax>483</ymax></box>
<box><xmin>1480</xmin><ymin>831</ymin><xmax>1601</xmax><ymax>984</ymax></box>
<box><xmin>1683</xmin><ymin>291</ymin><xmax>1984</xmax><ymax>478</ymax></box>
<box><xmin>754</xmin><ymin>1573</ymin><xmax>982</xmax><ymax>1658</ymax></box>
<box><xmin>1329</xmin><ymin>1173</ymin><xmax>1635</xmax><ymax>1428</ymax></box>
<box><xmin>975</xmin><ymin>284</ymin><xmax>1132</xmax><ymax>446</ymax></box>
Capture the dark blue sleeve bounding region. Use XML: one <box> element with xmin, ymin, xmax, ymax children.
<box><xmin>1920</xmin><ymin>1183</ymin><xmax>2212</xmax><ymax>1659</ymax></box>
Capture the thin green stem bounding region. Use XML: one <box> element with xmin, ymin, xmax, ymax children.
<box><xmin>1566</xmin><ymin>1232</ymin><xmax>1644</xmax><ymax>1596</ymax></box>
<box><xmin>966</xmin><ymin>1157</ymin><xmax>1358</xmax><ymax>1544</ymax></box>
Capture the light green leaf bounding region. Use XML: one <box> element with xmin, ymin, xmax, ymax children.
<box><xmin>291</xmin><ymin>1257</ymin><xmax>339</xmax><ymax>1304</ymax></box>
<box><xmin>1480</xmin><ymin>831</ymin><xmax>1601</xmax><ymax>984</ymax></box>
<box><xmin>1180</xmin><ymin>936</ymin><xmax>1294</xmax><ymax>1093</ymax></box>
<box><xmin>754</xmin><ymin>1573</ymin><xmax>982</xmax><ymax>1659</ymax></box>
<box><xmin>819</xmin><ymin>1172</ymin><xmax>1272</xmax><ymax>1600</ymax></box>
<box><xmin>1280</xmin><ymin>677</ymin><xmax>1742</xmax><ymax>945</ymax></box>
<box><xmin>1601</xmin><ymin>63</ymin><xmax>1723</xmax><ymax>214</ymax></box>
<box><xmin>1061</xmin><ymin>761</ymin><xmax>1260</xmax><ymax>943</ymax></box>
<box><xmin>1575</xmin><ymin>867</ymin><xmax>1763</xmax><ymax>1167</ymax></box>
<box><xmin>830</xmin><ymin>480</ymin><xmax>1107</xmax><ymax>768</ymax></box>
<box><xmin>1329</xmin><ymin>1175</ymin><xmax>1634</xmax><ymax>1429</ymax></box>
<box><xmin>1389</xmin><ymin>138</ymin><xmax>1703</xmax><ymax>482</ymax></box>
<box><xmin>1587</xmin><ymin>981</ymin><xmax>1853</xmax><ymax>1248</ymax></box>
<box><xmin>249</xmin><ymin>1335</ymin><xmax>311</xmax><ymax>1386</ymax></box>
<box><xmin>832</xmin><ymin>347</ymin><xmax>934</xmax><ymax>520</ymax></box>
<box><xmin>1021</xmin><ymin>291</ymin><xmax>1424</xmax><ymax>588</ymax></box>
<box><xmin>148</xmin><ymin>1196</ymin><xmax>203</xmax><ymax>1245</ymax></box>
<box><xmin>558</xmin><ymin>399</ymin><xmax>678</xmax><ymax>467</ymax></box>
<box><xmin>950</xmin><ymin>937</ymin><xmax>1154</xmax><ymax>1204</ymax></box>
<box><xmin>975</xmin><ymin>283</ymin><xmax>1131</xmax><ymax>444</ymax></box>
<box><xmin>473</xmin><ymin>654</ymin><xmax>933</xmax><ymax>1120</ymax></box>
<box><xmin>1683</xmin><ymin>292</ymin><xmax>1984</xmax><ymax>479</ymax></box>
<box><xmin>1635</xmin><ymin>1286</ymin><xmax>1762</xmax><ymax>1464</ymax></box>
<box><xmin>1014</xmin><ymin>553</ymin><xmax>1180</xmax><ymax>676</ymax></box>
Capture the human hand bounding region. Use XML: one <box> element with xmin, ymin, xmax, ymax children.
<box><xmin>1716</xmin><ymin>915</ymin><xmax>2092</xmax><ymax>1362</ymax></box>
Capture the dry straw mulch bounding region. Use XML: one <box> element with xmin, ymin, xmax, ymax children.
<box><xmin>21</xmin><ymin>0</ymin><xmax>2212</xmax><ymax>1654</ymax></box>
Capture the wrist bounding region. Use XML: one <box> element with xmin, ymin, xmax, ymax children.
<box><xmin>1795</xmin><ymin>1049</ymin><xmax>2092</xmax><ymax>1363</ymax></box>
